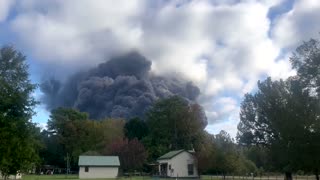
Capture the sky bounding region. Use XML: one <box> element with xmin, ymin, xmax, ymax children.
<box><xmin>0</xmin><ymin>0</ymin><xmax>319</xmax><ymax>137</ymax></box>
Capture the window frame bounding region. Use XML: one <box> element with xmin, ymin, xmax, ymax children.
<box><xmin>187</xmin><ymin>164</ymin><xmax>194</xmax><ymax>175</ymax></box>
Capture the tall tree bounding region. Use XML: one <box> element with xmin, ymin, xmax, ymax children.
<box><xmin>196</xmin><ymin>131</ymin><xmax>257</xmax><ymax>176</ymax></box>
<box><xmin>47</xmin><ymin>107</ymin><xmax>125</xmax><ymax>167</ymax></box>
<box><xmin>213</xmin><ymin>131</ymin><xmax>257</xmax><ymax>177</ymax></box>
<box><xmin>39</xmin><ymin>130</ymin><xmax>65</xmax><ymax>167</ymax></box>
<box><xmin>237</xmin><ymin>77</ymin><xmax>319</xmax><ymax>180</ymax></box>
<box><xmin>0</xmin><ymin>46</ymin><xmax>40</xmax><ymax>179</ymax></box>
<box><xmin>143</xmin><ymin>96</ymin><xmax>207</xmax><ymax>160</ymax></box>
<box><xmin>107</xmin><ymin>138</ymin><xmax>147</xmax><ymax>172</ymax></box>
<box><xmin>290</xmin><ymin>39</ymin><xmax>320</xmax><ymax>97</ymax></box>
<box><xmin>47</xmin><ymin>107</ymin><xmax>89</xmax><ymax>165</ymax></box>
<box><xmin>195</xmin><ymin>132</ymin><xmax>215</xmax><ymax>175</ymax></box>
<box><xmin>124</xmin><ymin>117</ymin><xmax>149</xmax><ymax>140</ymax></box>
<box><xmin>290</xmin><ymin>38</ymin><xmax>320</xmax><ymax>180</ymax></box>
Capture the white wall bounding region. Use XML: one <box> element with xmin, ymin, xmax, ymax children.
<box><xmin>79</xmin><ymin>166</ymin><xmax>118</xmax><ymax>179</ymax></box>
<box><xmin>0</xmin><ymin>171</ymin><xmax>22</xmax><ymax>179</ymax></box>
<box><xmin>158</xmin><ymin>151</ymin><xmax>198</xmax><ymax>178</ymax></box>
<box><xmin>158</xmin><ymin>159</ymin><xmax>172</xmax><ymax>177</ymax></box>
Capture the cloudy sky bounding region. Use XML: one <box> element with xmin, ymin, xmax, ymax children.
<box><xmin>0</xmin><ymin>0</ymin><xmax>319</xmax><ymax>137</ymax></box>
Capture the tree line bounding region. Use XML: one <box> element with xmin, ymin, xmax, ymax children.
<box><xmin>41</xmin><ymin>96</ymin><xmax>256</xmax><ymax>175</ymax></box>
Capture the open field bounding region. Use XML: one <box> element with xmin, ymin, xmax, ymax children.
<box><xmin>22</xmin><ymin>175</ymin><xmax>154</xmax><ymax>180</ymax></box>
<box><xmin>201</xmin><ymin>175</ymin><xmax>316</xmax><ymax>180</ymax></box>
<box><xmin>18</xmin><ymin>175</ymin><xmax>318</xmax><ymax>180</ymax></box>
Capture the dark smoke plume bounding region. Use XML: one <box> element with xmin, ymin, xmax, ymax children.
<box><xmin>41</xmin><ymin>52</ymin><xmax>203</xmax><ymax>120</ymax></box>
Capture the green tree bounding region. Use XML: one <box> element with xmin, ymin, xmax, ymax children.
<box><xmin>290</xmin><ymin>38</ymin><xmax>320</xmax><ymax>180</ymax></box>
<box><xmin>197</xmin><ymin>130</ymin><xmax>257</xmax><ymax>176</ymax></box>
<box><xmin>213</xmin><ymin>131</ymin><xmax>257</xmax><ymax>177</ymax></box>
<box><xmin>124</xmin><ymin>117</ymin><xmax>149</xmax><ymax>140</ymax></box>
<box><xmin>237</xmin><ymin>77</ymin><xmax>319</xmax><ymax>180</ymax></box>
<box><xmin>39</xmin><ymin>130</ymin><xmax>65</xmax><ymax>167</ymax></box>
<box><xmin>47</xmin><ymin>107</ymin><xmax>89</xmax><ymax>165</ymax></box>
<box><xmin>47</xmin><ymin>107</ymin><xmax>125</xmax><ymax>167</ymax></box>
<box><xmin>143</xmin><ymin>96</ymin><xmax>207</xmax><ymax>160</ymax></box>
<box><xmin>108</xmin><ymin>138</ymin><xmax>147</xmax><ymax>172</ymax></box>
<box><xmin>238</xmin><ymin>39</ymin><xmax>320</xmax><ymax>180</ymax></box>
<box><xmin>290</xmin><ymin>39</ymin><xmax>320</xmax><ymax>97</ymax></box>
<box><xmin>195</xmin><ymin>132</ymin><xmax>215</xmax><ymax>174</ymax></box>
<box><xmin>243</xmin><ymin>146</ymin><xmax>270</xmax><ymax>171</ymax></box>
<box><xmin>0</xmin><ymin>46</ymin><xmax>40</xmax><ymax>179</ymax></box>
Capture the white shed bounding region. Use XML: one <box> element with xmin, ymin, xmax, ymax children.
<box><xmin>157</xmin><ymin>150</ymin><xmax>198</xmax><ymax>178</ymax></box>
<box><xmin>0</xmin><ymin>171</ymin><xmax>22</xmax><ymax>179</ymax></box>
<box><xmin>78</xmin><ymin>156</ymin><xmax>120</xmax><ymax>179</ymax></box>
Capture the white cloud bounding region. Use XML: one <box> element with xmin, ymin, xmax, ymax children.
<box><xmin>0</xmin><ymin>0</ymin><xmax>15</xmax><ymax>22</ymax></box>
<box><xmin>205</xmin><ymin>106</ymin><xmax>240</xmax><ymax>138</ymax></box>
<box><xmin>268</xmin><ymin>55</ymin><xmax>296</xmax><ymax>80</ymax></box>
<box><xmin>272</xmin><ymin>0</ymin><xmax>320</xmax><ymax>49</ymax></box>
<box><xmin>5</xmin><ymin>0</ymin><xmax>316</xmax><ymax>135</ymax></box>
<box><xmin>209</xmin><ymin>97</ymin><xmax>238</xmax><ymax>122</ymax></box>
<box><xmin>11</xmin><ymin>0</ymin><xmax>144</xmax><ymax>69</ymax></box>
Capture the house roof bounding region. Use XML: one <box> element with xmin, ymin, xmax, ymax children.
<box><xmin>78</xmin><ymin>156</ymin><xmax>120</xmax><ymax>166</ymax></box>
<box><xmin>157</xmin><ymin>150</ymin><xmax>189</xmax><ymax>160</ymax></box>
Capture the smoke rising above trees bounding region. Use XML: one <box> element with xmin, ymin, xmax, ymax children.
<box><xmin>41</xmin><ymin>52</ymin><xmax>202</xmax><ymax>120</ymax></box>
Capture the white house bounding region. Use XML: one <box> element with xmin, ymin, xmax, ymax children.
<box><xmin>78</xmin><ymin>156</ymin><xmax>120</xmax><ymax>179</ymax></box>
<box><xmin>157</xmin><ymin>150</ymin><xmax>198</xmax><ymax>178</ymax></box>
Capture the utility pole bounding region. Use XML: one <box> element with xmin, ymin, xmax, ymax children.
<box><xmin>66</xmin><ymin>153</ymin><xmax>70</xmax><ymax>177</ymax></box>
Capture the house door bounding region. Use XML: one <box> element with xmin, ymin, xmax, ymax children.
<box><xmin>160</xmin><ymin>163</ymin><xmax>168</xmax><ymax>177</ymax></box>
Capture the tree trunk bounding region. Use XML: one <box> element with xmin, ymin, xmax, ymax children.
<box><xmin>315</xmin><ymin>169</ymin><xmax>319</xmax><ymax>180</ymax></box>
<box><xmin>284</xmin><ymin>172</ymin><xmax>292</xmax><ymax>180</ymax></box>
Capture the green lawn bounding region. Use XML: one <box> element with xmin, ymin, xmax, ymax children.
<box><xmin>22</xmin><ymin>175</ymin><xmax>153</xmax><ymax>180</ymax></box>
<box><xmin>23</xmin><ymin>175</ymin><xmax>78</xmax><ymax>180</ymax></box>
<box><xmin>21</xmin><ymin>175</ymin><xmax>313</xmax><ymax>180</ymax></box>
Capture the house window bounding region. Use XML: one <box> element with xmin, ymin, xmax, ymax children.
<box><xmin>169</xmin><ymin>165</ymin><xmax>171</xmax><ymax>170</ymax></box>
<box><xmin>85</xmin><ymin>166</ymin><xmax>89</xmax><ymax>172</ymax></box>
<box><xmin>188</xmin><ymin>164</ymin><xmax>194</xmax><ymax>175</ymax></box>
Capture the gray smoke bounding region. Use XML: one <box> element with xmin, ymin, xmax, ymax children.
<box><xmin>41</xmin><ymin>52</ymin><xmax>202</xmax><ymax>120</ymax></box>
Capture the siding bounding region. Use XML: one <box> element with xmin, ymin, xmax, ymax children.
<box><xmin>79</xmin><ymin>166</ymin><xmax>118</xmax><ymax>179</ymax></box>
<box><xmin>158</xmin><ymin>151</ymin><xmax>198</xmax><ymax>178</ymax></box>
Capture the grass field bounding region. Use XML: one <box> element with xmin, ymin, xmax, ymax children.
<box><xmin>20</xmin><ymin>175</ymin><xmax>316</xmax><ymax>180</ymax></box>
<box><xmin>22</xmin><ymin>175</ymin><xmax>155</xmax><ymax>180</ymax></box>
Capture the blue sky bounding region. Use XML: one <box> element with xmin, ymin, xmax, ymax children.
<box><xmin>1</xmin><ymin>0</ymin><xmax>319</xmax><ymax>136</ymax></box>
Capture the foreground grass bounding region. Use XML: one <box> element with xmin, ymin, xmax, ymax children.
<box><xmin>23</xmin><ymin>175</ymin><xmax>78</xmax><ymax>180</ymax></box>
<box><xmin>22</xmin><ymin>175</ymin><xmax>154</xmax><ymax>180</ymax></box>
<box><xmin>21</xmin><ymin>175</ymin><xmax>316</xmax><ymax>180</ymax></box>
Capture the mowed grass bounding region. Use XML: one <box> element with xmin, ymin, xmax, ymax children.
<box><xmin>25</xmin><ymin>175</ymin><xmax>308</xmax><ymax>180</ymax></box>
<box><xmin>22</xmin><ymin>175</ymin><xmax>154</xmax><ymax>180</ymax></box>
<box><xmin>23</xmin><ymin>175</ymin><xmax>78</xmax><ymax>180</ymax></box>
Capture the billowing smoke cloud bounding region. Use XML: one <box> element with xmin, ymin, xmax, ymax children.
<box><xmin>41</xmin><ymin>52</ymin><xmax>202</xmax><ymax>121</ymax></box>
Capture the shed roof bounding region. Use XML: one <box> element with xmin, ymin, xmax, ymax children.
<box><xmin>78</xmin><ymin>156</ymin><xmax>120</xmax><ymax>166</ymax></box>
<box><xmin>157</xmin><ymin>150</ymin><xmax>187</xmax><ymax>160</ymax></box>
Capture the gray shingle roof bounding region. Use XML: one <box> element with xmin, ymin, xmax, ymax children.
<box><xmin>157</xmin><ymin>150</ymin><xmax>185</xmax><ymax>160</ymax></box>
<box><xmin>78</xmin><ymin>156</ymin><xmax>120</xmax><ymax>166</ymax></box>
